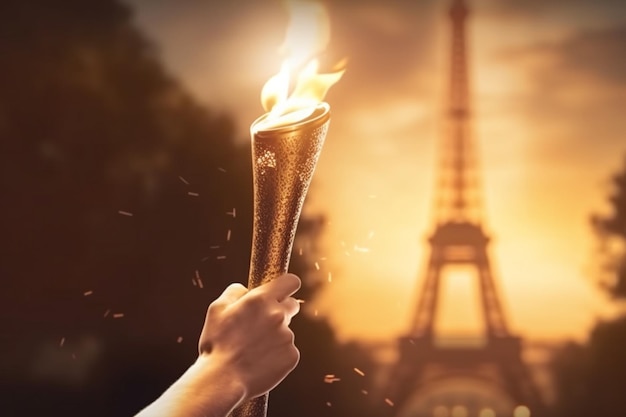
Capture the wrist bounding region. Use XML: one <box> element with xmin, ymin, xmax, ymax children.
<box><xmin>138</xmin><ymin>354</ymin><xmax>246</xmax><ymax>417</ymax></box>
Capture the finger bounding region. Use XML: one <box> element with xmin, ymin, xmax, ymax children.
<box><xmin>260</xmin><ymin>273</ymin><xmax>301</xmax><ymax>302</ymax></box>
<box><xmin>281</xmin><ymin>296</ymin><xmax>301</xmax><ymax>321</ymax></box>
<box><xmin>217</xmin><ymin>283</ymin><xmax>248</xmax><ymax>305</ymax></box>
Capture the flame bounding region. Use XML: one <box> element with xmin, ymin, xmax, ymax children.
<box><xmin>256</xmin><ymin>0</ymin><xmax>345</xmax><ymax>131</ymax></box>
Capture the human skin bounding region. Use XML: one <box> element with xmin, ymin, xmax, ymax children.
<box><xmin>135</xmin><ymin>273</ymin><xmax>302</xmax><ymax>417</ymax></box>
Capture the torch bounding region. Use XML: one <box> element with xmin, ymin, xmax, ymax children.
<box><xmin>231</xmin><ymin>1</ymin><xmax>344</xmax><ymax>417</ymax></box>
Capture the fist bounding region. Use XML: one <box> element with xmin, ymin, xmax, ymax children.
<box><xmin>198</xmin><ymin>274</ymin><xmax>301</xmax><ymax>399</ymax></box>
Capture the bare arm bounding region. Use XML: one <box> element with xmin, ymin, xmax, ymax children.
<box><xmin>135</xmin><ymin>273</ymin><xmax>301</xmax><ymax>417</ymax></box>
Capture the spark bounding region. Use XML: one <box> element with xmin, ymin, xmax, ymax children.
<box><xmin>353</xmin><ymin>367</ymin><xmax>365</xmax><ymax>376</ymax></box>
<box><xmin>194</xmin><ymin>271</ymin><xmax>204</xmax><ymax>288</ymax></box>
<box><xmin>103</xmin><ymin>309</ymin><xmax>110</xmax><ymax>318</ymax></box>
<box><xmin>314</xmin><ymin>309</ymin><xmax>318</xmax><ymax>316</ymax></box>
<box><xmin>314</xmin><ymin>262</ymin><xmax>320</xmax><ymax>270</ymax></box>
<box><xmin>59</xmin><ymin>337</ymin><xmax>65</xmax><ymax>347</ymax></box>
<box><xmin>354</xmin><ymin>245</ymin><xmax>370</xmax><ymax>253</ymax></box>
<box><xmin>177</xmin><ymin>336</ymin><xmax>183</xmax><ymax>343</ymax></box>
<box><xmin>326</xmin><ymin>402</ymin><xmax>332</xmax><ymax>407</ymax></box>
<box><xmin>298</xmin><ymin>247</ymin><xmax>303</xmax><ymax>256</ymax></box>
<box><xmin>368</xmin><ymin>230</ymin><xmax>375</xmax><ymax>239</ymax></box>
<box><xmin>192</xmin><ymin>278</ymin><xmax>197</xmax><ymax>286</ymax></box>
<box><xmin>178</xmin><ymin>176</ymin><xmax>189</xmax><ymax>185</ymax></box>
<box><xmin>296</xmin><ymin>299</ymin><xmax>305</xmax><ymax>304</ymax></box>
<box><xmin>324</xmin><ymin>374</ymin><xmax>341</xmax><ymax>383</ymax></box>
<box><xmin>217</xmin><ymin>255</ymin><xmax>227</xmax><ymax>260</ymax></box>
<box><xmin>320</xmin><ymin>256</ymin><xmax>327</xmax><ymax>260</ymax></box>
<box><xmin>201</xmin><ymin>256</ymin><xmax>209</xmax><ymax>262</ymax></box>
<box><xmin>118</xmin><ymin>210</ymin><xmax>133</xmax><ymax>217</ymax></box>
<box><xmin>210</xmin><ymin>245</ymin><xmax>220</xmax><ymax>249</ymax></box>
<box><xmin>328</xmin><ymin>272</ymin><xmax>332</xmax><ymax>282</ymax></box>
<box><xmin>345</xmin><ymin>251</ymin><xmax>351</xmax><ymax>257</ymax></box>
<box><xmin>218</xmin><ymin>167</ymin><xmax>227</xmax><ymax>173</ymax></box>
<box><xmin>226</xmin><ymin>208</ymin><xmax>236</xmax><ymax>218</ymax></box>
<box><xmin>362</xmin><ymin>389</ymin><xmax>369</xmax><ymax>395</ymax></box>
<box><xmin>83</xmin><ymin>290</ymin><xmax>93</xmax><ymax>296</ymax></box>
<box><xmin>113</xmin><ymin>313</ymin><xmax>125</xmax><ymax>319</ymax></box>
<box><xmin>385</xmin><ymin>398</ymin><xmax>395</xmax><ymax>407</ymax></box>
<box><xmin>226</xmin><ymin>229</ymin><xmax>231</xmax><ymax>241</ymax></box>
<box><xmin>187</xmin><ymin>191</ymin><xmax>199</xmax><ymax>197</ymax></box>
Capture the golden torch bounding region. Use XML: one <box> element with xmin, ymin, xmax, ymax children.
<box><xmin>232</xmin><ymin>1</ymin><xmax>344</xmax><ymax>417</ymax></box>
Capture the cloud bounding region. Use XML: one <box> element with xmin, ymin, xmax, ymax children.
<box><xmin>490</xmin><ymin>25</ymin><xmax>626</xmax><ymax>161</ymax></box>
<box><xmin>478</xmin><ymin>0</ymin><xmax>626</xmax><ymax>25</ymax></box>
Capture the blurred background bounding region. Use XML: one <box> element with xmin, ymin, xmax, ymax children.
<box><xmin>1</xmin><ymin>0</ymin><xmax>625</xmax><ymax>416</ymax></box>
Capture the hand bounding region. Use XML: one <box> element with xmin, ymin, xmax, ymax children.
<box><xmin>134</xmin><ymin>274</ymin><xmax>301</xmax><ymax>417</ymax></box>
<box><xmin>199</xmin><ymin>273</ymin><xmax>301</xmax><ymax>400</ymax></box>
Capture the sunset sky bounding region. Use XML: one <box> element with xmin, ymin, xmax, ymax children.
<box><xmin>126</xmin><ymin>0</ymin><xmax>626</xmax><ymax>344</ymax></box>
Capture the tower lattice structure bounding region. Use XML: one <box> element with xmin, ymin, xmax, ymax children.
<box><xmin>381</xmin><ymin>1</ymin><xmax>545</xmax><ymax>416</ymax></box>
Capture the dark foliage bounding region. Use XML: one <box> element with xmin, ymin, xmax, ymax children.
<box><xmin>591</xmin><ymin>154</ymin><xmax>626</xmax><ymax>299</ymax></box>
<box><xmin>0</xmin><ymin>1</ymin><xmax>377</xmax><ymax>416</ymax></box>
<box><xmin>550</xmin><ymin>317</ymin><xmax>626</xmax><ymax>417</ymax></box>
<box><xmin>549</xmin><ymin>154</ymin><xmax>626</xmax><ymax>417</ymax></box>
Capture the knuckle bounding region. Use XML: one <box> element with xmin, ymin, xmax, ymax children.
<box><xmin>286</xmin><ymin>346</ymin><xmax>300</xmax><ymax>367</ymax></box>
<box><xmin>206</xmin><ymin>301</ymin><xmax>221</xmax><ymax>317</ymax></box>
<box><xmin>279</xmin><ymin>327</ymin><xmax>295</xmax><ymax>345</ymax></box>
<box><xmin>242</xmin><ymin>292</ymin><xmax>267</xmax><ymax>310</ymax></box>
<box><xmin>268</xmin><ymin>309</ymin><xmax>285</xmax><ymax>327</ymax></box>
<box><xmin>226</xmin><ymin>283</ymin><xmax>247</xmax><ymax>293</ymax></box>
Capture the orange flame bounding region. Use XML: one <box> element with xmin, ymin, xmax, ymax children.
<box><xmin>257</xmin><ymin>0</ymin><xmax>345</xmax><ymax>131</ymax></box>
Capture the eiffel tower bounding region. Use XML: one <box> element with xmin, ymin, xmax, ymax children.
<box><xmin>380</xmin><ymin>1</ymin><xmax>545</xmax><ymax>416</ymax></box>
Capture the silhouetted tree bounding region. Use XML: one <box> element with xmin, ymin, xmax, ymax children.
<box><xmin>0</xmin><ymin>1</ymin><xmax>378</xmax><ymax>416</ymax></box>
<box><xmin>591</xmin><ymin>154</ymin><xmax>626</xmax><ymax>300</ymax></box>
<box><xmin>549</xmin><ymin>154</ymin><xmax>626</xmax><ymax>417</ymax></box>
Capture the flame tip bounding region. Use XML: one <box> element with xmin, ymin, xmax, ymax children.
<box><xmin>258</xmin><ymin>0</ymin><xmax>344</xmax><ymax>129</ymax></box>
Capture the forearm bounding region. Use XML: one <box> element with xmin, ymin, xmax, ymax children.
<box><xmin>135</xmin><ymin>355</ymin><xmax>246</xmax><ymax>417</ymax></box>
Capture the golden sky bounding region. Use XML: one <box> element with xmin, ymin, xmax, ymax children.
<box><xmin>128</xmin><ymin>0</ymin><xmax>626</xmax><ymax>343</ymax></box>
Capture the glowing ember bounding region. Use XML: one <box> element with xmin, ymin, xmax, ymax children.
<box><xmin>177</xmin><ymin>336</ymin><xmax>183</xmax><ymax>343</ymax></box>
<box><xmin>227</xmin><ymin>229</ymin><xmax>232</xmax><ymax>241</ymax></box>
<box><xmin>83</xmin><ymin>290</ymin><xmax>93</xmax><ymax>296</ymax></box>
<box><xmin>187</xmin><ymin>191</ymin><xmax>199</xmax><ymax>197</ymax></box>
<box><xmin>254</xmin><ymin>0</ymin><xmax>345</xmax><ymax>132</ymax></box>
<box><xmin>385</xmin><ymin>398</ymin><xmax>395</xmax><ymax>407</ymax></box>
<box><xmin>59</xmin><ymin>337</ymin><xmax>65</xmax><ymax>347</ymax></box>
<box><xmin>113</xmin><ymin>313</ymin><xmax>124</xmax><ymax>319</ymax></box>
<box><xmin>178</xmin><ymin>176</ymin><xmax>189</xmax><ymax>185</ymax></box>
<box><xmin>323</xmin><ymin>374</ymin><xmax>341</xmax><ymax>383</ymax></box>
<box><xmin>314</xmin><ymin>262</ymin><xmax>320</xmax><ymax>270</ymax></box>
<box><xmin>353</xmin><ymin>367</ymin><xmax>365</xmax><ymax>376</ymax></box>
<box><xmin>118</xmin><ymin>210</ymin><xmax>133</xmax><ymax>217</ymax></box>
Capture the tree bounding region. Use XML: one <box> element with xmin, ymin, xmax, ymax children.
<box><xmin>591</xmin><ymin>154</ymin><xmax>626</xmax><ymax>299</ymax></box>
<box><xmin>0</xmin><ymin>1</ymin><xmax>378</xmax><ymax>416</ymax></box>
<box><xmin>549</xmin><ymin>154</ymin><xmax>626</xmax><ymax>417</ymax></box>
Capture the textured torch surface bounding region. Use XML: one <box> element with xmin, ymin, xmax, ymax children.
<box><xmin>230</xmin><ymin>105</ymin><xmax>330</xmax><ymax>417</ymax></box>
